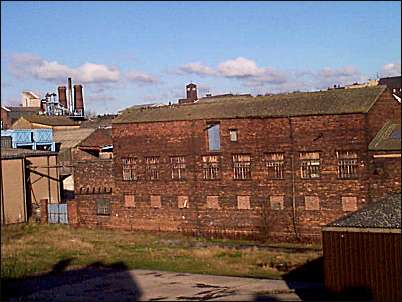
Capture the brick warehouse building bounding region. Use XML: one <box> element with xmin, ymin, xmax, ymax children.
<box><xmin>70</xmin><ymin>84</ymin><xmax>401</xmax><ymax>241</ymax></box>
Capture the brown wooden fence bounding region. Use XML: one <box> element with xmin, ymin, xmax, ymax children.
<box><xmin>322</xmin><ymin>228</ymin><xmax>400</xmax><ymax>302</ymax></box>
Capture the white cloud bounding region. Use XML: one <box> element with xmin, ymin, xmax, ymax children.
<box><xmin>8</xmin><ymin>53</ymin><xmax>120</xmax><ymax>84</ymax></box>
<box><xmin>380</xmin><ymin>63</ymin><xmax>401</xmax><ymax>77</ymax></box>
<box><xmin>126</xmin><ymin>70</ymin><xmax>159</xmax><ymax>85</ymax></box>
<box><xmin>178</xmin><ymin>62</ymin><xmax>216</xmax><ymax>76</ymax></box>
<box><xmin>218</xmin><ymin>57</ymin><xmax>265</xmax><ymax>78</ymax></box>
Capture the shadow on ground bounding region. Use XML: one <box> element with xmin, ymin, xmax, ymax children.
<box><xmin>254</xmin><ymin>256</ymin><xmax>373</xmax><ymax>301</ymax></box>
<box><xmin>1</xmin><ymin>258</ymin><xmax>142</xmax><ymax>301</ymax></box>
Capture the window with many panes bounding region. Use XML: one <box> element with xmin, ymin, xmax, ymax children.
<box><xmin>96</xmin><ymin>199</ymin><xmax>111</xmax><ymax>216</ymax></box>
<box><xmin>207</xmin><ymin>123</ymin><xmax>220</xmax><ymax>151</ymax></box>
<box><xmin>265</xmin><ymin>152</ymin><xmax>285</xmax><ymax>179</ymax></box>
<box><xmin>233</xmin><ymin>154</ymin><xmax>251</xmax><ymax>180</ymax></box>
<box><xmin>171</xmin><ymin>156</ymin><xmax>186</xmax><ymax>180</ymax></box>
<box><xmin>122</xmin><ymin>157</ymin><xmax>138</xmax><ymax>181</ymax></box>
<box><xmin>145</xmin><ymin>156</ymin><xmax>160</xmax><ymax>180</ymax></box>
<box><xmin>300</xmin><ymin>152</ymin><xmax>320</xmax><ymax>179</ymax></box>
<box><xmin>202</xmin><ymin>155</ymin><xmax>221</xmax><ymax>180</ymax></box>
<box><xmin>337</xmin><ymin>151</ymin><xmax>358</xmax><ymax>179</ymax></box>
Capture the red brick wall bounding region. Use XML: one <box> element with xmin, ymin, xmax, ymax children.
<box><xmin>368</xmin><ymin>153</ymin><xmax>401</xmax><ymax>201</ymax></box>
<box><xmin>366</xmin><ymin>89</ymin><xmax>401</xmax><ymax>141</ymax></box>
<box><xmin>1</xmin><ymin>107</ymin><xmax>10</xmax><ymax>129</ymax></box>
<box><xmin>72</xmin><ymin>148</ymin><xmax>114</xmax><ymax>195</ymax></box>
<box><xmin>70</xmin><ymin>90</ymin><xmax>400</xmax><ymax>242</ymax></box>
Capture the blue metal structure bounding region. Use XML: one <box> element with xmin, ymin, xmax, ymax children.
<box><xmin>0</xmin><ymin>129</ymin><xmax>55</xmax><ymax>151</ymax></box>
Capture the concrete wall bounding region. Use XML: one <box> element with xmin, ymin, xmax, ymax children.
<box><xmin>27</xmin><ymin>155</ymin><xmax>60</xmax><ymax>205</ymax></box>
<box><xmin>1</xmin><ymin>158</ymin><xmax>26</xmax><ymax>224</ymax></box>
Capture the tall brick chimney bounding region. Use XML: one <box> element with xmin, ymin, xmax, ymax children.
<box><xmin>186</xmin><ymin>83</ymin><xmax>197</xmax><ymax>102</ymax></box>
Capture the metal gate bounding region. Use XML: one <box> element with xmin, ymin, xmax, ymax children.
<box><xmin>48</xmin><ymin>203</ymin><xmax>68</xmax><ymax>224</ymax></box>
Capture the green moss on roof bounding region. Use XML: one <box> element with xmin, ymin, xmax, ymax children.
<box><xmin>113</xmin><ymin>86</ymin><xmax>386</xmax><ymax>124</ymax></box>
<box><xmin>368</xmin><ymin>121</ymin><xmax>401</xmax><ymax>151</ymax></box>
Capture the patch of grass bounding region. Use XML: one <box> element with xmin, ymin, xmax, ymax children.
<box><xmin>1</xmin><ymin>223</ymin><xmax>322</xmax><ymax>280</ymax></box>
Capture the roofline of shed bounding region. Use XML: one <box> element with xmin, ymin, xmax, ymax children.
<box><xmin>322</xmin><ymin>226</ymin><xmax>401</xmax><ymax>234</ymax></box>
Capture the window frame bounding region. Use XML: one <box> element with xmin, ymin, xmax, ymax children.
<box><xmin>299</xmin><ymin>151</ymin><xmax>321</xmax><ymax>179</ymax></box>
<box><xmin>145</xmin><ymin>156</ymin><xmax>160</xmax><ymax>181</ymax></box>
<box><xmin>202</xmin><ymin>155</ymin><xmax>221</xmax><ymax>180</ymax></box>
<box><xmin>265</xmin><ymin>152</ymin><xmax>285</xmax><ymax>180</ymax></box>
<box><xmin>336</xmin><ymin>151</ymin><xmax>358</xmax><ymax>179</ymax></box>
<box><xmin>232</xmin><ymin>153</ymin><xmax>252</xmax><ymax>180</ymax></box>
<box><xmin>122</xmin><ymin>157</ymin><xmax>138</xmax><ymax>181</ymax></box>
<box><xmin>96</xmin><ymin>199</ymin><xmax>111</xmax><ymax>216</ymax></box>
<box><xmin>206</xmin><ymin>122</ymin><xmax>221</xmax><ymax>151</ymax></box>
<box><xmin>170</xmin><ymin>156</ymin><xmax>186</xmax><ymax>180</ymax></box>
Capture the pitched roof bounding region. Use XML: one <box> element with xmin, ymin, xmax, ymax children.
<box><xmin>368</xmin><ymin>121</ymin><xmax>401</xmax><ymax>151</ymax></box>
<box><xmin>79</xmin><ymin>115</ymin><xmax>117</xmax><ymax>129</ymax></box>
<box><xmin>53</xmin><ymin>128</ymin><xmax>96</xmax><ymax>150</ymax></box>
<box><xmin>78</xmin><ymin>128</ymin><xmax>112</xmax><ymax>148</ymax></box>
<box><xmin>22</xmin><ymin>115</ymin><xmax>79</xmax><ymax>126</ymax></box>
<box><xmin>1</xmin><ymin>147</ymin><xmax>57</xmax><ymax>159</ymax></box>
<box><xmin>7</xmin><ymin>106</ymin><xmax>41</xmax><ymax>113</ymax></box>
<box><xmin>326</xmin><ymin>194</ymin><xmax>401</xmax><ymax>229</ymax></box>
<box><xmin>114</xmin><ymin>86</ymin><xmax>387</xmax><ymax>124</ymax></box>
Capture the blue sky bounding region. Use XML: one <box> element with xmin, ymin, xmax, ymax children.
<box><xmin>1</xmin><ymin>1</ymin><xmax>401</xmax><ymax>114</ymax></box>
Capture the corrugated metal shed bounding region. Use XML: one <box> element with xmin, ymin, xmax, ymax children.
<box><xmin>322</xmin><ymin>194</ymin><xmax>401</xmax><ymax>302</ymax></box>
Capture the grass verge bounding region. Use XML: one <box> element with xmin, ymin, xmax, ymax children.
<box><xmin>1</xmin><ymin>223</ymin><xmax>322</xmax><ymax>280</ymax></box>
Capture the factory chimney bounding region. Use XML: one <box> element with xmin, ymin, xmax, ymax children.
<box><xmin>73</xmin><ymin>84</ymin><xmax>84</xmax><ymax>116</ymax></box>
<box><xmin>58</xmin><ymin>86</ymin><xmax>67</xmax><ymax>109</ymax></box>
<box><xmin>68</xmin><ymin>77</ymin><xmax>73</xmax><ymax>112</ymax></box>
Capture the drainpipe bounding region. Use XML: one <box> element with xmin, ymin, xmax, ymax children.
<box><xmin>288</xmin><ymin>116</ymin><xmax>300</xmax><ymax>240</ymax></box>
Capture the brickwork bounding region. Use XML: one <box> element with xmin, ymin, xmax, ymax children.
<box><xmin>72</xmin><ymin>148</ymin><xmax>114</xmax><ymax>195</ymax></box>
<box><xmin>69</xmin><ymin>89</ymin><xmax>401</xmax><ymax>242</ymax></box>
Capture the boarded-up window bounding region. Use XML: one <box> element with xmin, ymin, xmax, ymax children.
<box><xmin>270</xmin><ymin>195</ymin><xmax>284</xmax><ymax>210</ymax></box>
<box><xmin>229</xmin><ymin>129</ymin><xmax>238</xmax><ymax>142</ymax></box>
<box><xmin>305</xmin><ymin>196</ymin><xmax>320</xmax><ymax>210</ymax></box>
<box><xmin>96</xmin><ymin>199</ymin><xmax>111</xmax><ymax>216</ymax></box>
<box><xmin>207</xmin><ymin>123</ymin><xmax>220</xmax><ymax>151</ymax></box>
<box><xmin>178</xmin><ymin>195</ymin><xmax>189</xmax><ymax>209</ymax></box>
<box><xmin>237</xmin><ymin>195</ymin><xmax>251</xmax><ymax>210</ymax></box>
<box><xmin>206</xmin><ymin>196</ymin><xmax>220</xmax><ymax>209</ymax></box>
<box><xmin>342</xmin><ymin>196</ymin><xmax>358</xmax><ymax>212</ymax></box>
<box><xmin>124</xmin><ymin>194</ymin><xmax>135</xmax><ymax>208</ymax></box>
<box><xmin>122</xmin><ymin>157</ymin><xmax>138</xmax><ymax>181</ymax></box>
<box><xmin>300</xmin><ymin>152</ymin><xmax>320</xmax><ymax>179</ymax></box>
<box><xmin>150</xmin><ymin>195</ymin><xmax>161</xmax><ymax>208</ymax></box>
<box><xmin>265</xmin><ymin>153</ymin><xmax>285</xmax><ymax>179</ymax></box>
<box><xmin>202</xmin><ymin>155</ymin><xmax>221</xmax><ymax>180</ymax></box>
<box><xmin>145</xmin><ymin>156</ymin><xmax>159</xmax><ymax>180</ymax></box>
<box><xmin>171</xmin><ymin>156</ymin><xmax>186</xmax><ymax>180</ymax></box>
<box><xmin>233</xmin><ymin>154</ymin><xmax>251</xmax><ymax>180</ymax></box>
<box><xmin>337</xmin><ymin>151</ymin><xmax>358</xmax><ymax>179</ymax></box>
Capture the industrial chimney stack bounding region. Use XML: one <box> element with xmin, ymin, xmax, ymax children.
<box><xmin>73</xmin><ymin>84</ymin><xmax>84</xmax><ymax>116</ymax></box>
<box><xmin>68</xmin><ymin>77</ymin><xmax>74</xmax><ymax>112</ymax></box>
<box><xmin>58</xmin><ymin>86</ymin><xmax>67</xmax><ymax>109</ymax></box>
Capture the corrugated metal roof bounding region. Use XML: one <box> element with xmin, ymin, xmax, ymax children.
<box><xmin>53</xmin><ymin>128</ymin><xmax>95</xmax><ymax>150</ymax></box>
<box><xmin>326</xmin><ymin>194</ymin><xmax>401</xmax><ymax>229</ymax></box>
<box><xmin>368</xmin><ymin>121</ymin><xmax>401</xmax><ymax>151</ymax></box>
<box><xmin>113</xmin><ymin>86</ymin><xmax>386</xmax><ymax>124</ymax></box>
